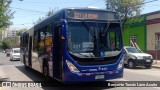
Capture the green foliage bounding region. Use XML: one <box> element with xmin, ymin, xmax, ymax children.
<box><xmin>1</xmin><ymin>36</ymin><xmax>19</xmax><ymax>49</ymax></box>
<box><xmin>124</xmin><ymin>15</ymin><xmax>145</xmax><ymax>28</ymax></box>
<box><xmin>0</xmin><ymin>0</ymin><xmax>14</xmax><ymax>30</ymax></box>
<box><xmin>33</xmin><ymin>17</ymin><xmax>45</xmax><ymax>25</ymax></box>
<box><xmin>1</xmin><ymin>41</ymin><xmax>10</xmax><ymax>49</ymax></box>
<box><xmin>46</xmin><ymin>9</ymin><xmax>54</xmax><ymax>17</ymax></box>
<box><xmin>105</xmin><ymin>0</ymin><xmax>144</xmax><ymax>29</ymax></box>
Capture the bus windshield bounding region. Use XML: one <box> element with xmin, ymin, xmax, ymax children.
<box><xmin>67</xmin><ymin>22</ymin><xmax>122</xmax><ymax>57</ymax></box>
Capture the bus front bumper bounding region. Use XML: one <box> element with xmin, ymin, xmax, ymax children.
<box><xmin>63</xmin><ymin>69</ymin><xmax>123</xmax><ymax>82</ymax></box>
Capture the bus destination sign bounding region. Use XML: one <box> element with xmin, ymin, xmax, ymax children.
<box><xmin>67</xmin><ymin>9</ymin><xmax>119</xmax><ymax>20</ymax></box>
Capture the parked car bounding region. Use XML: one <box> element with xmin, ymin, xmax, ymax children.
<box><xmin>124</xmin><ymin>46</ymin><xmax>153</xmax><ymax>69</ymax></box>
<box><xmin>10</xmin><ymin>48</ymin><xmax>20</xmax><ymax>61</ymax></box>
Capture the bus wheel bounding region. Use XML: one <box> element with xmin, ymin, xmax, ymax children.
<box><xmin>43</xmin><ymin>63</ymin><xmax>49</xmax><ymax>80</ymax></box>
<box><xmin>24</xmin><ymin>56</ymin><xmax>28</xmax><ymax>69</ymax></box>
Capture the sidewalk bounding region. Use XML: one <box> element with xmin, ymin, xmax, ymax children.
<box><xmin>152</xmin><ymin>60</ymin><xmax>160</xmax><ymax>68</ymax></box>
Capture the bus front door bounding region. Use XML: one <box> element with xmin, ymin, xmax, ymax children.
<box><xmin>53</xmin><ymin>25</ymin><xmax>63</xmax><ymax>80</ymax></box>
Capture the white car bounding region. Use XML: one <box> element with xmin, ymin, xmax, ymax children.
<box><xmin>10</xmin><ymin>48</ymin><xmax>20</xmax><ymax>61</ymax></box>
<box><xmin>124</xmin><ymin>46</ymin><xmax>153</xmax><ymax>69</ymax></box>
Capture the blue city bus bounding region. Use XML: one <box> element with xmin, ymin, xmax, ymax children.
<box><xmin>20</xmin><ymin>7</ymin><xmax>124</xmax><ymax>83</ymax></box>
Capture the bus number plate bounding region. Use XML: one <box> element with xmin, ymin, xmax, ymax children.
<box><xmin>95</xmin><ymin>75</ymin><xmax>104</xmax><ymax>79</ymax></box>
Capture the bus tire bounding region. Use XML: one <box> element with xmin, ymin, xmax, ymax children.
<box><xmin>23</xmin><ymin>55</ymin><xmax>28</xmax><ymax>69</ymax></box>
<box><xmin>43</xmin><ymin>61</ymin><xmax>49</xmax><ymax>80</ymax></box>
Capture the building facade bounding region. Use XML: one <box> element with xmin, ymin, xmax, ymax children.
<box><xmin>123</xmin><ymin>15</ymin><xmax>146</xmax><ymax>52</ymax></box>
<box><xmin>146</xmin><ymin>11</ymin><xmax>160</xmax><ymax>59</ymax></box>
<box><xmin>6</xmin><ymin>29</ymin><xmax>18</xmax><ymax>37</ymax></box>
<box><xmin>0</xmin><ymin>29</ymin><xmax>19</xmax><ymax>41</ymax></box>
<box><xmin>123</xmin><ymin>11</ymin><xmax>160</xmax><ymax>59</ymax></box>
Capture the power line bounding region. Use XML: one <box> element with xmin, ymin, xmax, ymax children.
<box><xmin>12</xmin><ymin>1</ymin><xmax>95</xmax><ymax>5</ymax></box>
<box><xmin>127</xmin><ymin>0</ymin><xmax>159</xmax><ymax>8</ymax></box>
<box><xmin>89</xmin><ymin>0</ymin><xmax>100</xmax><ymax>6</ymax></box>
<box><xmin>95</xmin><ymin>1</ymin><xmax>106</xmax><ymax>8</ymax></box>
<box><xmin>12</xmin><ymin>23</ymin><xmax>33</xmax><ymax>25</ymax></box>
<box><xmin>10</xmin><ymin>7</ymin><xmax>46</xmax><ymax>14</ymax></box>
<box><xmin>13</xmin><ymin>13</ymin><xmax>42</xmax><ymax>17</ymax></box>
<box><xmin>104</xmin><ymin>0</ymin><xmax>159</xmax><ymax>8</ymax></box>
<box><xmin>145</xmin><ymin>4</ymin><xmax>160</xmax><ymax>7</ymax></box>
<box><xmin>128</xmin><ymin>0</ymin><xmax>159</xmax><ymax>7</ymax></box>
<box><xmin>142</xmin><ymin>0</ymin><xmax>158</xmax><ymax>4</ymax></box>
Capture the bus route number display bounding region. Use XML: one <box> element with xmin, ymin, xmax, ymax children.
<box><xmin>74</xmin><ymin>12</ymin><xmax>98</xmax><ymax>19</ymax></box>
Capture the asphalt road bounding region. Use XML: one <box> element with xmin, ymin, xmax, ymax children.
<box><xmin>0</xmin><ymin>52</ymin><xmax>22</xmax><ymax>66</ymax></box>
<box><xmin>0</xmin><ymin>52</ymin><xmax>160</xmax><ymax>90</ymax></box>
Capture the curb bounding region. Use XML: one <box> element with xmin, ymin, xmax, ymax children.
<box><xmin>152</xmin><ymin>65</ymin><xmax>160</xmax><ymax>69</ymax></box>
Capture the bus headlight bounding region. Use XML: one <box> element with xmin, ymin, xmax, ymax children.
<box><xmin>118</xmin><ymin>57</ymin><xmax>124</xmax><ymax>69</ymax></box>
<box><xmin>66</xmin><ymin>60</ymin><xmax>80</xmax><ymax>73</ymax></box>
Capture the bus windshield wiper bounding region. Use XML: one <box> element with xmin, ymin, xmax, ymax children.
<box><xmin>77</xmin><ymin>53</ymin><xmax>89</xmax><ymax>57</ymax></box>
<box><xmin>81</xmin><ymin>20</ymin><xmax>96</xmax><ymax>39</ymax></box>
<box><xmin>69</xmin><ymin>51</ymin><xmax>89</xmax><ymax>57</ymax></box>
<box><xmin>81</xmin><ymin>20</ymin><xmax>99</xmax><ymax>57</ymax></box>
<box><xmin>101</xmin><ymin>22</ymin><xmax>110</xmax><ymax>36</ymax></box>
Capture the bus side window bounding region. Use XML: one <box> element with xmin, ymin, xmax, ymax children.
<box><xmin>45</xmin><ymin>24</ymin><xmax>53</xmax><ymax>55</ymax></box>
<box><xmin>33</xmin><ymin>31</ymin><xmax>39</xmax><ymax>52</ymax></box>
<box><xmin>38</xmin><ymin>27</ymin><xmax>46</xmax><ymax>55</ymax></box>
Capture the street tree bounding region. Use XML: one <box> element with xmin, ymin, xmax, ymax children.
<box><xmin>1</xmin><ymin>36</ymin><xmax>19</xmax><ymax>49</ymax></box>
<box><xmin>0</xmin><ymin>0</ymin><xmax>14</xmax><ymax>30</ymax></box>
<box><xmin>105</xmin><ymin>0</ymin><xmax>144</xmax><ymax>29</ymax></box>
